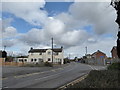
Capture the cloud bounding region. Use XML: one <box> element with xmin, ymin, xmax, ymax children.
<box><xmin>44</xmin><ymin>17</ymin><xmax>65</xmax><ymax>39</ymax></box>
<box><xmin>68</xmin><ymin>2</ymin><xmax>118</xmax><ymax>35</ymax></box>
<box><xmin>64</xmin><ymin>37</ymin><xmax>116</xmax><ymax>58</ymax></box>
<box><xmin>2</xmin><ymin>1</ymin><xmax>47</xmax><ymax>26</ymax></box>
<box><xmin>2</xmin><ymin>39</ymin><xmax>18</xmax><ymax>47</ymax></box>
<box><xmin>57</xmin><ymin>30</ymin><xmax>89</xmax><ymax>48</ymax></box>
<box><xmin>3</xmin><ymin>26</ymin><xmax>17</xmax><ymax>38</ymax></box>
<box><xmin>1</xmin><ymin>2</ymin><xmax>118</xmax><ymax>57</ymax></box>
<box><xmin>19</xmin><ymin>28</ymin><xmax>45</xmax><ymax>46</ymax></box>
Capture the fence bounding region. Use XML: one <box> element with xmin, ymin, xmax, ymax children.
<box><xmin>84</xmin><ymin>58</ymin><xmax>120</xmax><ymax>66</ymax></box>
<box><xmin>0</xmin><ymin>58</ymin><xmax>26</xmax><ymax>66</ymax></box>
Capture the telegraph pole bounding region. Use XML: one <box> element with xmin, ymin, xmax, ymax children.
<box><xmin>85</xmin><ymin>46</ymin><xmax>87</xmax><ymax>55</ymax></box>
<box><xmin>51</xmin><ymin>37</ymin><xmax>53</xmax><ymax>63</ymax></box>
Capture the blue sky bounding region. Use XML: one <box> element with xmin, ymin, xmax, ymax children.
<box><xmin>2</xmin><ymin>2</ymin><xmax>73</xmax><ymax>33</ymax></box>
<box><xmin>1</xmin><ymin>1</ymin><xmax>117</xmax><ymax>57</ymax></box>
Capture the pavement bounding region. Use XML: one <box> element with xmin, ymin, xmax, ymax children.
<box><xmin>2</xmin><ymin>62</ymin><xmax>106</xmax><ymax>89</ymax></box>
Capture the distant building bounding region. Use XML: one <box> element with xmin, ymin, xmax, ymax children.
<box><xmin>85</xmin><ymin>54</ymin><xmax>92</xmax><ymax>59</ymax></box>
<box><xmin>92</xmin><ymin>50</ymin><xmax>107</xmax><ymax>59</ymax></box>
<box><xmin>111</xmin><ymin>46</ymin><xmax>118</xmax><ymax>59</ymax></box>
<box><xmin>17</xmin><ymin>56</ymin><xmax>28</xmax><ymax>63</ymax></box>
<box><xmin>17</xmin><ymin>47</ymin><xmax>64</xmax><ymax>64</ymax></box>
<box><xmin>28</xmin><ymin>47</ymin><xmax>64</xmax><ymax>64</ymax></box>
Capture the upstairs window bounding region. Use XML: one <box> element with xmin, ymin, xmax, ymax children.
<box><xmin>48</xmin><ymin>51</ymin><xmax>51</xmax><ymax>55</ymax></box>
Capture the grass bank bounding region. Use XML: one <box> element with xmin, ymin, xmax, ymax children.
<box><xmin>65</xmin><ymin>70</ymin><xmax>120</xmax><ymax>89</ymax></box>
<box><xmin>64</xmin><ymin>62</ymin><xmax>120</xmax><ymax>89</ymax></box>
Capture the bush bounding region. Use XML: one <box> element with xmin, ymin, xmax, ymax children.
<box><xmin>44</xmin><ymin>62</ymin><xmax>53</xmax><ymax>67</ymax></box>
<box><xmin>107</xmin><ymin>62</ymin><xmax>120</xmax><ymax>70</ymax></box>
<box><xmin>64</xmin><ymin>58</ymin><xmax>70</xmax><ymax>64</ymax></box>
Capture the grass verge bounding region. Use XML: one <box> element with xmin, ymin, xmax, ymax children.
<box><xmin>65</xmin><ymin>70</ymin><xmax>120</xmax><ymax>89</ymax></box>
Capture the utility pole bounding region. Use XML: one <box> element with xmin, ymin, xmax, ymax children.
<box><xmin>85</xmin><ymin>46</ymin><xmax>87</xmax><ymax>55</ymax></box>
<box><xmin>51</xmin><ymin>37</ymin><xmax>53</xmax><ymax>63</ymax></box>
<box><xmin>69</xmin><ymin>54</ymin><xmax>71</xmax><ymax>60</ymax></box>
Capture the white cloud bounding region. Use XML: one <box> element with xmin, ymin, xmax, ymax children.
<box><xmin>1</xmin><ymin>2</ymin><xmax>118</xmax><ymax>58</ymax></box>
<box><xmin>58</xmin><ymin>30</ymin><xmax>89</xmax><ymax>47</ymax></box>
<box><xmin>44</xmin><ymin>17</ymin><xmax>65</xmax><ymax>38</ymax></box>
<box><xmin>68</xmin><ymin>2</ymin><xmax>118</xmax><ymax>35</ymax></box>
<box><xmin>3</xmin><ymin>26</ymin><xmax>17</xmax><ymax>38</ymax></box>
<box><xmin>19</xmin><ymin>28</ymin><xmax>45</xmax><ymax>45</ymax></box>
<box><xmin>2</xmin><ymin>1</ymin><xmax>47</xmax><ymax>26</ymax></box>
<box><xmin>65</xmin><ymin>37</ymin><xmax>116</xmax><ymax>58</ymax></box>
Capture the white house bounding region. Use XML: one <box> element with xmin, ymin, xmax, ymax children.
<box><xmin>17</xmin><ymin>56</ymin><xmax>28</xmax><ymax>63</ymax></box>
<box><xmin>17</xmin><ymin>47</ymin><xmax>64</xmax><ymax>64</ymax></box>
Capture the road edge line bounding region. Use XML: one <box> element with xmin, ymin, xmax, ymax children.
<box><xmin>56</xmin><ymin>73</ymin><xmax>89</xmax><ymax>90</ymax></box>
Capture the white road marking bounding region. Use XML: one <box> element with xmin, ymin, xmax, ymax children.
<box><xmin>88</xmin><ymin>65</ymin><xmax>95</xmax><ymax>70</ymax></box>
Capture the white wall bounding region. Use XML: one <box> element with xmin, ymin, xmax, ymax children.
<box><xmin>27</xmin><ymin>49</ymin><xmax>64</xmax><ymax>64</ymax></box>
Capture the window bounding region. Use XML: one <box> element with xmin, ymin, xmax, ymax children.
<box><xmin>54</xmin><ymin>52</ymin><xmax>58</xmax><ymax>55</ymax></box>
<box><xmin>34</xmin><ymin>59</ymin><xmax>37</xmax><ymax>62</ymax></box>
<box><xmin>48</xmin><ymin>51</ymin><xmax>51</xmax><ymax>55</ymax></box>
<box><xmin>39</xmin><ymin>53</ymin><xmax>42</xmax><ymax>55</ymax></box>
<box><xmin>48</xmin><ymin>58</ymin><xmax>51</xmax><ymax>61</ymax></box>
<box><xmin>39</xmin><ymin>58</ymin><xmax>43</xmax><ymax>62</ymax></box>
<box><xmin>19</xmin><ymin>59</ymin><xmax>22</xmax><ymax>62</ymax></box>
<box><xmin>31</xmin><ymin>59</ymin><xmax>33</xmax><ymax>62</ymax></box>
<box><xmin>24</xmin><ymin>59</ymin><xmax>27</xmax><ymax>62</ymax></box>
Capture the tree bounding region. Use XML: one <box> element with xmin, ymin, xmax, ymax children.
<box><xmin>111</xmin><ymin>0</ymin><xmax>120</xmax><ymax>58</ymax></box>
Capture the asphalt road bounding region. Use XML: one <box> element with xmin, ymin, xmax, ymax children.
<box><xmin>2</xmin><ymin>62</ymin><xmax>106</xmax><ymax>89</ymax></box>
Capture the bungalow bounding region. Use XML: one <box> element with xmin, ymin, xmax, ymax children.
<box><xmin>17</xmin><ymin>56</ymin><xmax>28</xmax><ymax>63</ymax></box>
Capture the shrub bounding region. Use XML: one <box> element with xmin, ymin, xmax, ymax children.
<box><xmin>44</xmin><ymin>62</ymin><xmax>53</xmax><ymax>67</ymax></box>
<box><xmin>64</xmin><ymin>58</ymin><xmax>70</xmax><ymax>64</ymax></box>
<box><xmin>107</xmin><ymin>62</ymin><xmax>120</xmax><ymax>70</ymax></box>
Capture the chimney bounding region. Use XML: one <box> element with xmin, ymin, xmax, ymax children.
<box><xmin>61</xmin><ymin>46</ymin><xmax>63</xmax><ymax>49</ymax></box>
<box><xmin>30</xmin><ymin>47</ymin><xmax>33</xmax><ymax>50</ymax></box>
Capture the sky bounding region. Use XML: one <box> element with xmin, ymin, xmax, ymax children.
<box><xmin>0</xmin><ymin>0</ymin><xmax>119</xmax><ymax>58</ymax></box>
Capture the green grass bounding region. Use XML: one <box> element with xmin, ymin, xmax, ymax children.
<box><xmin>65</xmin><ymin>70</ymin><xmax>120</xmax><ymax>89</ymax></box>
<box><xmin>107</xmin><ymin>62</ymin><xmax>120</xmax><ymax>70</ymax></box>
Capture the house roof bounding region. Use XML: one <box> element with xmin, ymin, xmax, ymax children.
<box><xmin>92</xmin><ymin>50</ymin><xmax>106</xmax><ymax>56</ymax></box>
<box><xmin>17</xmin><ymin>56</ymin><xmax>28</xmax><ymax>58</ymax></box>
<box><xmin>111</xmin><ymin>46</ymin><xmax>117</xmax><ymax>52</ymax></box>
<box><xmin>28</xmin><ymin>48</ymin><xmax>63</xmax><ymax>53</ymax></box>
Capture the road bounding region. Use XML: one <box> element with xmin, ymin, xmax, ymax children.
<box><xmin>2</xmin><ymin>62</ymin><xmax>106</xmax><ymax>89</ymax></box>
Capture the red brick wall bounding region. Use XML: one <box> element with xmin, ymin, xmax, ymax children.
<box><xmin>111</xmin><ymin>48</ymin><xmax>118</xmax><ymax>58</ymax></box>
<box><xmin>96</xmin><ymin>53</ymin><xmax>106</xmax><ymax>59</ymax></box>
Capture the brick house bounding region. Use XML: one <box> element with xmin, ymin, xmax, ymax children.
<box><xmin>92</xmin><ymin>50</ymin><xmax>107</xmax><ymax>59</ymax></box>
<box><xmin>111</xmin><ymin>46</ymin><xmax>118</xmax><ymax>59</ymax></box>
